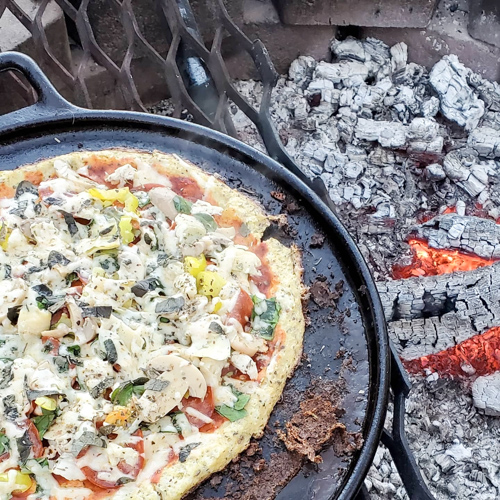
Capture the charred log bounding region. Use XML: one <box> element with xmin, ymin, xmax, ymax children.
<box><xmin>377</xmin><ymin>262</ymin><xmax>500</xmax><ymax>359</ymax></box>
<box><xmin>411</xmin><ymin>214</ymin><xmax>500</xmax><ymax>259</ymax></box>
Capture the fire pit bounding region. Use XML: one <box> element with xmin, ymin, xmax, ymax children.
<box><xmin>3</xmin><ymin>0</ymin><xmax>500</xmax><ymax>498</ymax></box>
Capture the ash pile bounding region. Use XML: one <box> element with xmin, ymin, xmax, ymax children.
<box><xmin>233</xmin><ymin>37</ymin><xmax>500</xmax><ymax>281</ymax></box>
<box><xmin>231</xmin><ymin>38</ymin><xmax>500</xmax><ymax>500</ymax></box>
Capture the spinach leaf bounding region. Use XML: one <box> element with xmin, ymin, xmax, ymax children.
<box><xmin>17</xmin><ymin>431</ymin><xmax>31</xmax><ymax>464</ymax></box>
<box><xmin>48</xmin><ymin>251</ymin><xmax>70</xmax><ymax>269</ymax></box>
<box><xmin>144</xmin><ymin>379</ymin><xmax>169</xmax><ymax>392</ymax></box>
<box><xmin>173</xmin><ymin>195</ymin><xmax>192</xmax><ymax>214</ymax></box>
<box><xmin>111</xmin><ymin>379</ymin><xmax>146</xmax><ymax>406</ymax></box>
<box><xmin>3</xmin><ymin>395</ymin><xmax>18</xmax><ymax>420</ymax></box>
<box><xmin>36</xmin><ymin>457</ymin><xmax>49</xmax><ymax>468</ymax></box>
<box><xmin>15</xmin><ymin>181</ymin><xmax>38</xmax><ymax>199</ymax></box>
<box><xmin>59</xmin><ymin>210</ymin><xmax>79</xmax><ymax>236</ymax></box>
<box><xmin>193</xmin><ymin>213</ymin><xmax>217</xmax><ymax>232</ymax></box>
<box><xmin>0</xmin><ymin>431</ymin><xmax>10</xmax><ymax>455</ymax></box>
<box><xmin>65</xmin><ymin>272</ymin><xmax>78</xmax><ymax>285</ymax></box>
<box><xmin>215</xmin><ymin>405</ymin><xmax>247</xmax><ymax>422</ymax></box>
<box><xmin>32</xmin><ymin>410</ymin><xmax>56</xmax><ymax>439</ymax></box>
<box><xmin>251</xmin><ymin>296</ymin><xmax>281</xmax><ymax>340</ymax></box>
<box><xmin>215</xmin><ymin>386</ymin><xmax>251</xmax><ymax>421</ymax></box>
<box><xmin>90</xmin><ymin>377</ymin><xmax>115</xmax><ymax>399</ymax></box>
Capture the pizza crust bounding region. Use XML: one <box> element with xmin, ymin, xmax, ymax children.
<box><xmin>1</xmin><ymin>149</ymin><xmax>305</xmax><ymax>500</ymax></box>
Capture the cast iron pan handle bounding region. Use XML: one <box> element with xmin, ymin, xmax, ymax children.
<box><xmin>376</xmin><ymin>343</ymin><xmax>435</xmax><ymax>500</ymax></box>
<box><xmin>0</xmin><ymin>51</ymin><xmax>77</xmax><ymax>133</ymax></box>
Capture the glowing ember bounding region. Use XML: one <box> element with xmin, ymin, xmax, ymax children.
<box><xmin>404</xmin><ymin>327</ymin><xmax>500</xmax><ymax>378</ymax></box>
<box><xmin>392</xmin><ymin>239</ymin><xmax>498</xmax><ymax>279</ymax></box>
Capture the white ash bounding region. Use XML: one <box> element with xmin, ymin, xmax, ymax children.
<box><xmin>368</xmin><ymin>378</ymin><xmax>500</xmax><ymax>500</ymax></box>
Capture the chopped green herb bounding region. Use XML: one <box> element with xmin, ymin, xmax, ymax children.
<box><xmin>193</xmin><ymin>213</ymin><xmax>217</xmax><ymax>232</ymax></box>
<box><xmin>36</xmin><ymin>457</ymin><xmax>49</xmax><ymax>468</ymax></box>
<box><xmin>36</xmin><ymin>296</ymin><xmax>50</xmax><ymax>310</ymax></box>
<box><xmin>159</xmin><ymin>317</ymin><xmax>170</xmax><ymax>324</ymax></box>
<box><xmin>173</xmin><ymin>195</ymin><xmax>192</xmax><ymax>215</ymax></box>
<box><xmin>65</xmin><ymin>272</ymin><xmax>78</xmax><ymax>285</ymax></box>
<box><xmin>66</xmin><ymin>345</ymin><xmax>81</xmax><ymax>357</ymax></box>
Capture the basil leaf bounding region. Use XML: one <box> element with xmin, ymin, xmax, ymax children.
<box><xmin>71</xmin><ymin>431</ymin><xmax>105</xmax><ymax>456</ymax></box>
<box><xmin>233</xmin><ymin>393</ymin><xmax>251</xmax><ymax>411</ymax></box>
<box><xmin>155</xmin><ymin>296</ymin><xmax>185</xmax><ymax>314</ymax></box>
<box><xmin>104</xmin><ymin>339</ymin><xmax>118</xmax><ymax>365</ymax></box>
<box><xmin>15</xmin><ymin>181</ymin><xmax>38</xmax><ymax>199</ymax></box>
<box><xmin>215</xmin><ymin>405</ymin><xmax>248</xmax><ymax>422</ymax></box>
<box><xmin>179</xmin><ymin>442</ymin><xmax>200</xmax><ymax>463</ymax></box>
<box><xmin>32</xmin><ymin>412</ymin><xmax>56</xmax><ymax>439</ymax></box>
<box><xmin>193</xmin><ymin>213</ymin><xmax>217</xmax><ymax>232</ymax></box>
<box><xmin>209</xmin><ymin>321</ymin><xmax>224</xmax><ymax>335</ymax></box>
<box><xmin>17</xmin><ymin>431</ymin><xmax>32</xmax><ymax>464</ymax></box>
<box><xmin>144</xmin><ymin>379</ymin><xmax>169</xmax><ymax>391</ymax></box>
<box><xmin>81</xmin><ymin>306</ymin><xmax>112</xmax><ymax>319</ymax></box>
<box><xmin>36</xmin><ymin>296</ymin><xmax>50</xmax><ymax>310</ymax></box>
<box><xmin>48</xmin><ymin>251</ymin><xmax>70</xmax><ymax>269</ymax></box>
<box><xmin>173</xmin><ymin>196</ymin><xmax>192</xmax><ymax>214</ymax></box>
<box><xmin>0</xmin><ymin>431</ymin><xmax>10</xmax><ymax>455</ymax></box>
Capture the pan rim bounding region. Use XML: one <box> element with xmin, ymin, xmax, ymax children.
<box><xmin>0</xmin><ymin>108</ymin><xmax>390</xmax><ymax>499</ymax></box>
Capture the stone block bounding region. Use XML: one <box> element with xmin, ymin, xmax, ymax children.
<box><xmin>274</xmin><ymin>0</ymin><xmax>438</xmax><ymax>28</ymax></box>
<box><xmin>363</xmin><ymin>0</ymin><xmax>500</xmax><ymax>80</ymax></box>
<box><xmin>468</xmin><ymin>0</ymin><xmax>500</xmax><ymax>50</ymax></box>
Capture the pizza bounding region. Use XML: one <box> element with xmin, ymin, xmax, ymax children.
<box><xmin>0</xmin><ymin>150</ymin><xmax>305</xmax><ymax>500</ymax></box>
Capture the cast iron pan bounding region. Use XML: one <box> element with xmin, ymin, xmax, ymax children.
<box><xmin>0</xmin><ymin>52</ymin><xmax>389</xmax><ymax>500</ymax></box>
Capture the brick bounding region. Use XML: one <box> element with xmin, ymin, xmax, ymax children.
<box><xmin>468</xmin><ymin>0</ymin><xmax>500</xmax><ymax>50</ymax></box>
<box><xmin>274</xmin><ymin>0</ymin><xmax>438</xmax><ymax>28</ymax></box>
<box><xmin>363</xmin><ymin>0</ymin><xmax>500</xmax><ymax>81</ymax></box>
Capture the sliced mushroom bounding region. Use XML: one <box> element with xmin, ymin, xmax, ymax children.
<box><xmin>231</xmin><ymin>353</ymin><xmax>258</xmax><ymax>380</ymax></box>
<box><xmin>226</xmin><ymin>320</ymin><xmax>267</xmax><ymax>358</ymax></box>
<box><xmin>147</xmin><ymin>355</ymin><xmax>207</xmax><ymax>399</ymax></box>
<box><xmin>149</xmin><ymin>187</ymin><xmax>178</xmax><ymax>221</ymax></box>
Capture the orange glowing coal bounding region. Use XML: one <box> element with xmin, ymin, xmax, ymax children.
<box><xmin>392</xmin><ymin>239</ymin><xmax>498</xmax><ymax>280</ymax></box>
<box><xmin>404</xmin><ymin>327</ymin><xmax>500</xmax><ymax>378</ymax></box>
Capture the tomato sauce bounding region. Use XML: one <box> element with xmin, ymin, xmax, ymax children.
<box><xmin>83</xmin><ymin>155</ymin><xmax>136</xmax><ymax>188</ymax></box>
<box><xmin>169</xmin><ymin>176</ymin><xmax>203</xmax><ymax>201</ymax></box>
<box><xmin>0</xmin><ymin>184</ymin><xmax>15</xmax><ymax>199</ymax></box>
<box><xmin>24</xmin><ymin>171</ymin><xmax>44</xmax><ymax>186</ymax></box>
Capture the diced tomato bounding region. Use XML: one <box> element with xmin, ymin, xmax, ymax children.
<box><xmin>183</xmin><ymin>388</ymin><xmax>215</xmax><ymax>429</ymax></box>
<box><xmin>117</xmin><ymin>430</ymin><xmax>144</xmax><ymax>478</ymax></box>
<box><xmin>80</xmin><ymin>468</ymin><xmax>121</xmax><ymax>490</ymax></box>
<box><xmin>136</xmin><ymin>183</ymin><xmax>165</xmax><ymax>192</ymax></box>
<box><xmin>38</xmin><ymin>186</ymin><xmax>54</xmax><ymax>199</ymax></box>
<box><xmin>199</xmin><ymin>411</ymin><xmax>227</xmax><ymax>433</ymax></box>
<box><xmin>169</xmin><ymin>176</ymin><xmax>203</xmax><ymax>201</ymax></box>
<box><xmin>41</xmin><ymin>337</ymin><xmax>60</xmax><ymax>356</ymax></box>
<box><xmin>151</xmin><ymin>449</ymin><xmax>177</xmax><ymax>484</ymax></box>
<box><xmin>0</xmin><ymin>452</ymin><xmax>9</xmax><ymax>463</ymax></box>
<box><xmin>50</xmin><ymin>307</ymin><xmax>69</xmax><ymax>328</ymax></box>
<box><xmin>53</xmin><ymin>475</ymin><xmax>115</xmax><ymax>499</ymax></box>
<box><xmin>25</xmin><ymin>420</ymin><xmax>43</xmax><ymax>459</ymax></box>
<box><xmin>226</xmin><ymin>289</ymin><xmax>254</xmax><ymax>326</ymax></box>
<box><xmin>80</xmin><ymin>156</ymin><xmax>136</xmax><ymax>187</ymax></box>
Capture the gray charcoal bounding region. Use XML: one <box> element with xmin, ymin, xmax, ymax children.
<box><xmin>426</xmin><ymin>163</ymin><xmax>446</xmax><ymax>181</ymax></box>
<box><xmin>288</xmin><ymin>55</ymin><xmax>317</xmax><ymax>89</ymax></box>
<box><xmin>430</xmin><ymin>55</ymin><xmax>485</xmax><ymax>130</ymax></box>
<box><xmin>468</xmin><ymin>127</ymin><xmax>500</xmax><ymax>159</ymax></box>
<box><xmin>472</xmin><ymin>373</ymin><xmax>500</xmax><ymax>416</ymax></box>
<box><xmin>314</xmin><ymin>60</ymin><xmax>368</xmax><ymax>88</ymax></box>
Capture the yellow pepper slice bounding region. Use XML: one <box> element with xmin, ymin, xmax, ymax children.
<box><xmin>0</xmin><ymin>471</ymin><xmax>33</xmax><ymax>493</ymax></box>
<box><xmin>197</xmin><ymin>271</ymin><xmax>226</xmax><ymax>297</ymax></box>
<box><xmin>0</xmin><ymin>230</ymin><xmax>10</xmax><ymax>251</ymax></box>
<box><xmin>212</xmin><ymin>300</ymin><xmax>222</xmax><ymax>313</ymax></box>
<box><xmin>184</xmin><ymin>255</ymin><xmax>207</xmax><ymax>277</ymax></box>
<box><xmin>88</xmin><ymin>188</ymin><xmax>139</xmax><ymax>214</ymax></box>
<box><xmin>35</xmin><ymin>396</ymin><xmax>57</xmax><ymax>411</ymax></box>
<box><xmin>105</xmin><ymin>407</ymin><xmax>131</xmax><ymax>426</ymax></box>
<box><xmin>119</xmin><ymin>216</ymin><xmax>134</xmax><ymax>245</ymax></box>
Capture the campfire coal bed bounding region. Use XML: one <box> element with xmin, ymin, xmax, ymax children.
<box><xmin>152</xmin><ymin>20</ymin><xmax>500</xmax><ymax>500</ymax></box>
